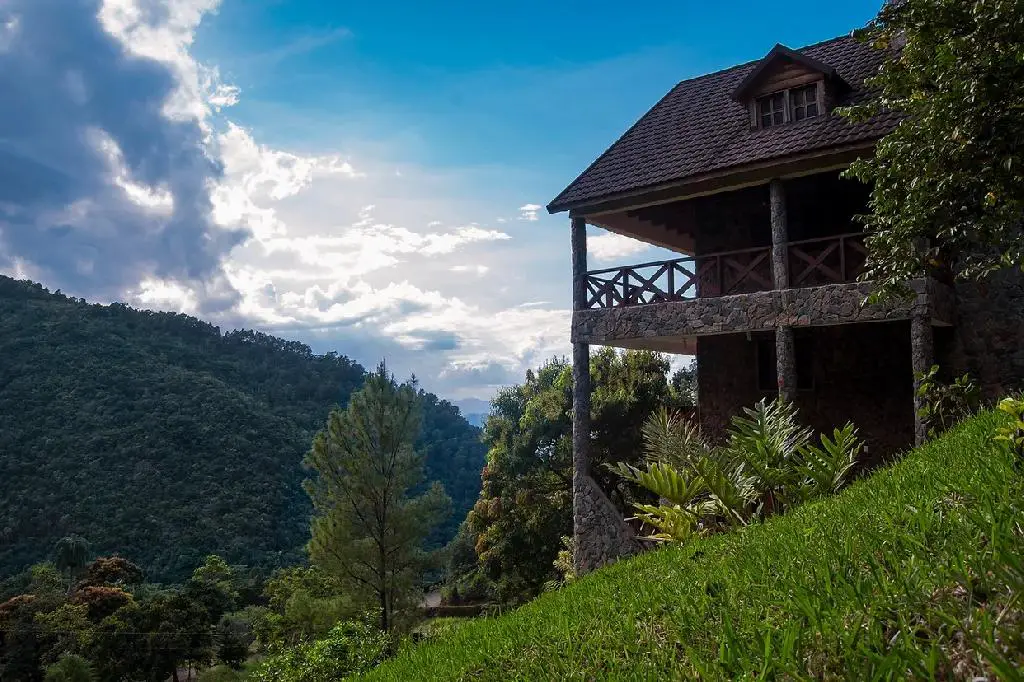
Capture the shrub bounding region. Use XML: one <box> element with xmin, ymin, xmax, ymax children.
<box><xmin>915</xmin><ymin>365</ymin><xmax>980</xmax><ymax>439</ymax></box>
<box><xmin>610</xmin><ymin>399</ymin><xmax>860</xmax><ymax>543</ymax></box>
<box><xmin>43</xmin><ymin>654</ymin><xmax>95</xmax><ymax>682</ymax></box>
<box><xmin>247</xmin><ymin>618</ymin><xmax>392</xmax><ymax>681</ymax></box>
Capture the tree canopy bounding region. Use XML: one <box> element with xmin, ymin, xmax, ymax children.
<box><xmin>459</xmin><ymin>349</ymin><xmax>677</xmax><ymax>603</ymax></box>
<box><xmin>0</xmin><ymin>277</ymin><xmax>485</xmax><ymax>583</ymax></box>
<box><xmin>842</xmin><ymin>0</ymin><xmax>1024</xmax><ymax>295</ymax></box>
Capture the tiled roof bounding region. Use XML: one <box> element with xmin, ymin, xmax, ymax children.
<box><xmin>547</xmin><ymin>36</ymin><xmax>899</xmax><ymax>213</ymax></box>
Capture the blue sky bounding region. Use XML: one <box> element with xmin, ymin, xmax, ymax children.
<box><xmin>0</xmin><ymin>0</ymin><xmax>882</xmax><ymax>412</ymax></box>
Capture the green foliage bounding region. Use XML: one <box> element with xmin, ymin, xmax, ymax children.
<box><xmin>305</xmin><ymin>362</ymin><xmax>452</xmax><ymax>633</ymax></box>
<box><xmin>840</xmin><ymin>0</ymin><xmax>1024</xmax><ymax>296</ymax></box>
<box><xmin>252</xmin><ymin>567</ymin><xmax>355</xmax><ymax>652</ymax></box>
<box><xmin>464</xmin><ymin>349</ymin><xmax>672</xmax><ymax>603</ymax></box>
<box><xmin>43</xmin><ymin>654</ymin><xmax>95</xmax><ymax>682</ymax></box>
<box><xmin>0</xmin><ymin>277</ymin><xmax>484</xmax><ymax>584</ymax></box>
<box><xmin>357</xmin><ymin>410</ymin><xmax>1024</xmax><ymax>680</ymax></box>
<box><xmin>995</xmin><ymin>395</ymin><xmax>1024</xmax><ymax>456</ymax></box>
<box><xmin>248</xmin><ymin>619</ymin><xmax>392</xmax><ymax>682</ymax></box>
<box><xmin>54</xmin><ymin>536</ymin><xmax>89</xmax><ymax>588</ymax></box>
<box><xmin>916</xmin><ymin>365</ymin><xmax>982</xmax><ymax>439</ymax></box>
<box><xmin>611</xmin><ymin>399</ymin><xmax>860</xmax><ymax>543</ymax></box>
<box><xmin>542</xmin><ymin>536</ymin><xmax>576</xmax><ymax>592</ymax></box>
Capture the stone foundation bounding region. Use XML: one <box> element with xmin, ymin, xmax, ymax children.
<box><xmin>574</xmin><ymin>474</ymin><xmax>643</xmax><ymax>574</ymax></box>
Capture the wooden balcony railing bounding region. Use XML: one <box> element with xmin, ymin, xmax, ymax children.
<box><xmin>787</xmin><ymin>233</ymin><xmax>868</xmax><ymax>288</ymax></box>
<box><xmin>580</xmin><ymin>233</ymin><xmax>867</xmax><ymax>310</ymax></box>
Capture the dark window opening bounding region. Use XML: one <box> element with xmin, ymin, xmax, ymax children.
<box><xmin>757</xmin><ymin>92</ymin><xmax>786</xmax><ymax>128</ymax></box>
<box><xmin>790</xmin><ymin>83</ymin><xmax>819</xmax><ymax>122</ymax></box>
<box><xmin>756</xmin><ymin>335</ymin><xmax>814</xmax><ymax>392</ymax></box>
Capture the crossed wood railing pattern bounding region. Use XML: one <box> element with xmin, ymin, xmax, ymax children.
<box><xmin>581</xmin><ymin>233</ymin><xmax>867</xmax><ymax>310</ymax></box>
<box><xmin>787</xmin><ymin>233</ymin><xmax>868</xmax><ymax>288</ymax></box>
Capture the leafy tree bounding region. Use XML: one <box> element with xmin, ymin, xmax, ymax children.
<box><xmin>43</xmin><ymin>654</ymin><xmax>95</xmax><ymax>682</ymax></box>
<box><xmin>253</xmin><ymin>567</ymin><xmax>355</xmax><ymax>650</ymax></box>
<box><xmin>184</xmin><ymin>555</ymin><xmax>238</xmax><ymax>624</ymax></box>
<box><xmin>304</xmin><ymin>362</ymin><xmax>452</xmax><ymax>632</ymax></box>
<box><xmin>247</xmin><ymin>619</ymin><xmax>392</xmax><ymax>682</ymax></box>
<box><xmin>465</xmin><ymin>349</ymin><xmax>672</xmax><ymax>602</ymax></box>
<box><xmin>76</xmin><ymin>556</ymin><xmax>143</xmax><ymax>590</ymax></box>
<box><xmin>53</xmin><ymin>537</ymin><xmax>89</xmax><ymax>592</ymax></box>
<box><xmin>669</xmin><ymin>360</ymin><xmax>697</xmax><ymax>408</ymax></box>
<box><xmin>841</xmin><ymin>0</ymin><xmax>1024</xmax><ymax>295</ymax></box>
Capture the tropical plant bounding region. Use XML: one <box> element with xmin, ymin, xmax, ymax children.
<box><xmin>995</xmin><ymin>395</ymin><xmax>1024</xmax><ymax>458</ymax></box>
<box><xmin>915</xmin><ymin>365</ymin><xmax>981</xmax><ymax>439</ymax></box>
<box><xmin>54</xmin><ymin>536</ymin><xmax>89</xmax><ymax>593</ymax></box>
<box><xmin>610</xmin><ymin>399</ymin><xmax>861</xmax><ymax>543</ymax></box>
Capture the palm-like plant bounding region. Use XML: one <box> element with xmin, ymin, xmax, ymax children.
<box><xmin>609</xmin><ymin>399</ymin><xmax>862</xmax><ymax>544</ymax></box>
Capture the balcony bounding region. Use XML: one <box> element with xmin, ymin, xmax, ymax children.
<box><xmin>582</xmin><ymin>233</ymin><xmax>869</xmax><ymax>310</ymax></box>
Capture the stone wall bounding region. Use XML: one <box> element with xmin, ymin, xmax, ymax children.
<box><xmin>574</xmin><ymin>474</ymin><xmax>643</xmax><ymax>575</ymax></box>
<box><xmin>697</xmin><ymin>322</ymin><xmax>915</xmax><ymax>460</ymax></box>
<box><xmin>942</xmin><ymin>270</ymin><xmax>1024</xmax><ymax>400</ymax></box>
<box><xmin>573</xmin><ymin>279</ymin><xmax>952</xmax><ymax>346</ymax></box>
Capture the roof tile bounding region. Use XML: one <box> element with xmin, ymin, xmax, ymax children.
<box><xmin>547</xmin><ymin>36</ymin><xmax>896</xmax><ymax>213</ymax></box>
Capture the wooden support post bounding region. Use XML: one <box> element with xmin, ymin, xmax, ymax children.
<box><xmin>911</xmin><ymin>314</ymin><xmax>934</xmax><ymax>446</ymax></box>
<box><xmin>776</xmin><ymin>325</ymin><xmax>796</xmax><ymax>403</ymax></box>
<box><xmin>769</xmin><ymin>178</ymin><xmax>789</xmax><ymax>290</ymax></box>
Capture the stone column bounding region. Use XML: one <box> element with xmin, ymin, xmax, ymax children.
<box><xmin>769</xmin><ymin>179</ymin><xmax>789</xmax><ymax>290</ymax></box>
<box><xmin>570</xmin><ymin>215</ymin><xmax>592</xmax><ymax>575</ymax></box>
<box><xmin>570</xmin><ymin>216</ymin><xmax>640</xmax><ymax>575</ymax></box>
<box><xmin>770</xmin><ymin>179</ymin><xmax>796</xmax><ymax>401</ymax></box>
<box><xmin>776</xmin><ymin>325</ymin><xmax>796</xmax><ymax>402</ymax></box>
<box><xmin>911</xmin><ymin>314</ymin><xmax>934</xmax><ymax>446</ymax></box>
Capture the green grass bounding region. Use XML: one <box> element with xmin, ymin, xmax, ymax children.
<box><xmin>360</xmin><ymin>411</ymin><xmax>1024</xmax><ymax>681</ymax></box>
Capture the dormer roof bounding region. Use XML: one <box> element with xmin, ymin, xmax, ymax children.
<box><xmin>729</xmin><ymin>43</ymin><xmax>846</xmax><ymax>102</ymax></box>
<box><xmin>547</xmin><ymin>35</ymin><xmax>898</xmax><ymax>215</ymax></box>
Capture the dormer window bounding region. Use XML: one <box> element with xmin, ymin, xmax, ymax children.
<box><xmin>790</xmin><ymin>83</ymin><xmax>819</xmax><ymax>121</ymax></box>
<box><xmin>733</xmin><ymin>44</ymin><xmax>848</xmax><ymax>130</ymax></box>
<box><xmin>755</xmin><ymin>82</ymin><xmax>821</xmax><ymax>129</ymax></box>
<box><xmin>757</xmin><ymin>92</ymin><xmax>786</xmax><ymax>128</ymax></box>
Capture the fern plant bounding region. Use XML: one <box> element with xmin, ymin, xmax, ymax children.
<box><xmin>609</xmin><ymin>399</ymin><xmax>862</xmax><ymax>544</ymax></box>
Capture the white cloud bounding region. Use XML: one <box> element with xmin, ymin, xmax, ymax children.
<box><xmin>450</xmin><ymin>265</ymin><xmax>489</xmax><ymax>275</ymax></box>
<box><xmin>588</xmin><ymin>231</ymin><xmax>651</xmax><ymax>262</ymax></box>
<box><xmin>518</xmin><ymin>203</ymin><xmax>541</xmax><ymax>221</ymax></box>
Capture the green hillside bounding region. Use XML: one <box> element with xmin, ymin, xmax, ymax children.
<box><xmin>361</xmin><ymin>411</ymin><xmax>1024</xmax><ymax>680</ymax></box>
<box><xmin>0</xmin><ymin>277</ymin><xmax>485</xmax><ymax>583</ymax></box>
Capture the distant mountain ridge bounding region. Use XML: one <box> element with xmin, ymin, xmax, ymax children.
<box><xmin>0</xmin><ymin>277</ymin><xmax>486</xmax><ymax>582</ymax></box>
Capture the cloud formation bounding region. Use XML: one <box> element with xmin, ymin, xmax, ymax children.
<box><xmin>0</xmin><ymin>0</ymin><xmax>580</xmax><ymax>404</ymax></box>
<box><xmin>0</xmin><ymin>0</ymin><xmax>245</xmax><ymax>309</ymax></box>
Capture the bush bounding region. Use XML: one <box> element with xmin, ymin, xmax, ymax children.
<box><xmin>247</xmin><ymin>619</ymin><xmax>392</xmax><ymax>681</ymax></box>
<box><xmin>915</xmin><ymin>365</ymin><xmax>980</xmax><ymax>439</ymax></box>
<box><xmin>43</xmin><ymin>654</ymin><xmax>95</xmax><ymax>682</ymax></box>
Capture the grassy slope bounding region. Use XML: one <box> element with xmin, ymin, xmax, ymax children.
<box><xmin>363</xmin><ymin>411</ymin><xmax>1024</xmax><ymax>680</ymax></box>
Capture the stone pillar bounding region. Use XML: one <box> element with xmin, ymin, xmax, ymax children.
<box><xmin>770</xmin><ymin>179</ymin><xmax>796</xmax><ymax>401</ymax></box>
<box><xmin>776</xmin><ymin>325</ymin><xmax>796</xmax><ymax>403</ymax></box>
<box><xmin>769</xmin><ymin>179</ymin><xmax>789</xmax><ymax>290</ymax></box>
<box><xmin>911</xmin><ymin>314</ymin><xmax>934</xmax><ymax>446</ymax></box>
<box><xmin>569</xmin><ymin>216</ymin><xmax>640</xmax><ymax>575</ymax></box>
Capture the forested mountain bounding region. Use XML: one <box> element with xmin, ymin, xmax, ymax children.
<box><xmin>0</xmin><ymin>277</ymin><xmax>486</xmax><ymax>583</ymax></box>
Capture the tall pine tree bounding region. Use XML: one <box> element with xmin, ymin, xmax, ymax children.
<box><xmin>303</xmin><ymin>362</ymin><xmax>451</xmax><ymax>632</ymax></box>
